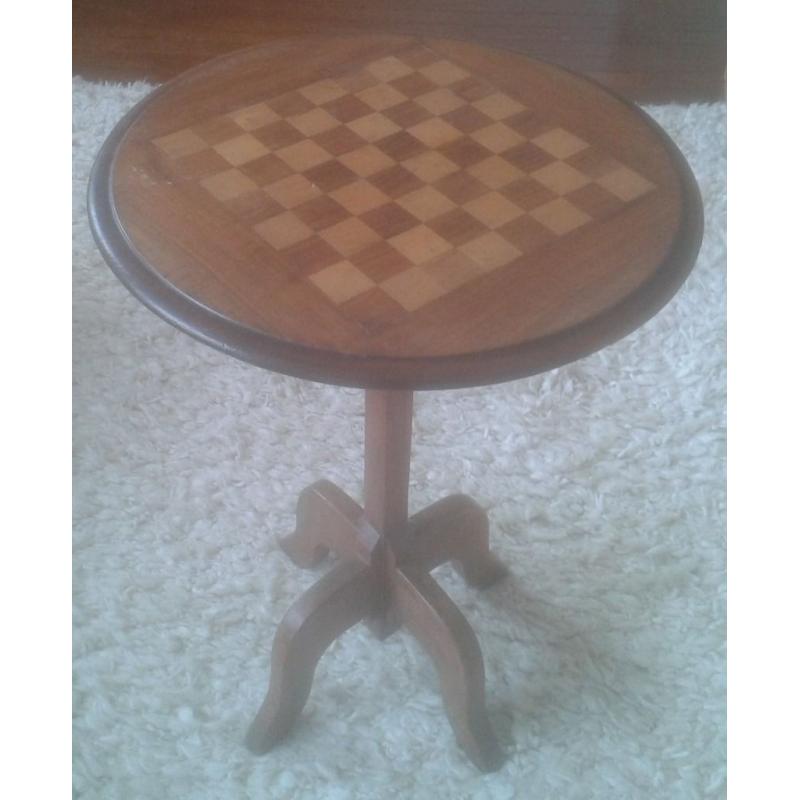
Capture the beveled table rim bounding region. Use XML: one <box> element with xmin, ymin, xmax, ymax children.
<box><xmin>87</xmin><ymin>36</ymin><xmax>704</xmax><ymax>390</ymax></box>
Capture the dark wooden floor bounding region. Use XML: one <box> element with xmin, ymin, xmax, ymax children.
<box><xmin>73</xmin><ymin>0</ymin><xmax>725</xmax><ymax>104</ymax></box>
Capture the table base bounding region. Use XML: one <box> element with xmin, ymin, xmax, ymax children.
<box><xmin>245</xmin><ymin>392</ymin><xmax>508</xmax><ymax>772</ymax></box>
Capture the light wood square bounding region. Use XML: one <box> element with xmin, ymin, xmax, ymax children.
<box><xmin>339</xmin><ymin>145</ymin><xmax>396</xmax><ymax>177</ymax></box>
<box><xmin>213</xmin><ymin>134</ymin><xmax>269</xmax><ymax>166</ymax></box>
<box><xmin>190</xmin><ymin>116</ymin><xmax>243</xmax><ymax>146</ymax></box>
<box><xmin>153</xmin><ymin>129</ymin><xmax>208</xmax><ymax>158</ymax></box>
<box><xmin>253</xmin><ymin>212</ymin><xmax>313</xmax><ymax>249</ymax></box>
<box><xmin>596</xmin><ymin>166</ymin><xmax>655</xmax><ymax>201</ymax></box>
<box><xmin>347</xmin><ymin>112</ymin><xmax>401</xmax><ymax>142</ymax></box>
<box><xmin>319</xmin><ymin>217</ymin><xmax>381</xmax><ymax>256</ymax></box>
<box><xmin>264</xmin><ymin>174</ymin><xmax>322</xmax><ymax>208</ymax></box>
<box><xmin>366</xmin><ymin>56</ymin><xmax>415</xmax><ymax>82</ymax></box>
<box><xmin>403</xmin><ymin>151</ymin><xmax>459</xmax><ymax>183</ymax></box>
<box><xmin>299</xmin><ymin>79</ymin><xmax>347</xmax><ymax>105</ymax></box>
<box><xmin>419</xmin><ymin>60</ymin><xmax>470</xmax><ymax>86</ymax></box>
<box><xmin>357</xmin><ymin>83</ymin><xmax>407</xmax><ymax>111</ymax></box>
<box><xmin>422</xmin><ymin>251</ymin><xmax>484</xmax><ymax>292</ymax></box>
<box><xmin>463</xmin><ymin>191</ymin><xmax>524</xmax><ymax>229</ymax></box>
<box><xmin>472</xmin><ymin>93</ymin><xmax>526</xmax><ymax>120</ymax></box>
<box><xmin>228</xmin><ymin>102</ymin><xmax>280</xmax><ymax>131</ymax></box>
<box><xmin>531</xmin><ymin>161</ymin><xmax>591</xmax><ymax>195</ymax></box>
<box><xmin>396</xmin><ymin>186</ymin><xmax>456</xmax><ymax>222</ymax></box>
<box><xmin>407</xmin><ymin>118</ymin><xmax>462</xmax><ymax>148</ymax></box>
<box><xmin>414</xmin><ymin>88</ymin><xmax>466</xmax><ymax>115</ymax></box>
<box><xmin>530</xmin><ymin>197</ymin><xmax>592</xmax><ymax>235</ymax></box>
<box><xmin>169</xmin><ymin>148</ymin><xmax>232</xmax><ymax>180</ymax></box>
<box><xmin>309</xmin><ymin>261</ymin><xmax>375</xmax><ymax>304</ymax></box>
<box><xmin>275</xmin><ymin>140</ymin><xmax>333</xmax><ymax>171</ymax></box>
<box><xmin>330</xmin><ymin>180</ymin><xmax>391</xmax><ymax>215</ymax></box>
<box><xmin>532</xmin><ymin>128</ymin><xmax>589</xmax><ymax>159</ymax></box>
<box><xmin>471</xmin><ymin>122</ymin><xmax>526</xmax><ymax>153</ymax></box>
<box><xmin>459</xmin><ymin>231</ymin><xmax>522</xmax><ymax>272</ymax></box>
<box><xmin>389</xmin><ymin>225</ymin><xmax>452</xmax><ymax>265</ymax></box>
<box><xmin>380</xmin><ymin>266</ymin><xmax>447</xmax><ymax>311</ymax></box>
<box><xmin>288</xmin><ymin>108</ymin><xmax>340</xmax><ymax>137</ymax></box>
<box><xmin>201</xmin><ymin>168</ymin><xmax>259</xmax><ymax>200</ymax></box>
<box><xmin>467</xmin><ymin>155</ymin><xmax>524</xmax><ymax>189</ymax></box>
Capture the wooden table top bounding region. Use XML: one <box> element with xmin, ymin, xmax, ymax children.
<box><xmin>89</xmin><ymin>34</ymin><xmax>703</xmax><ymax>389</ymax></box>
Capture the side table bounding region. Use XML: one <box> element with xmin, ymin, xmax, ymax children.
<box><xmin>88</xmin><ymin>34</ymin><xmax>702</xmax><ymax>772</ymax></box>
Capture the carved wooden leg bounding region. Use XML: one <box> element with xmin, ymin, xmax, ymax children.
<box><xmin>280</xmin><ymin>480</ymin><xmax>373</xmax><ymax>568</ymax></box>
<box><xmin>392</xmin><ymin>564</ymin><xmax>504</xmax><ymax>773</ymax></box>
<box><xmin>401</xmin><ymin>494</ymin><xmax>509</xmax><ymax>588</ymax></box>
<box><xmin>245</xmin><ymin>560</ymin><xmax>376</xmax><ymax>754</ymax></box>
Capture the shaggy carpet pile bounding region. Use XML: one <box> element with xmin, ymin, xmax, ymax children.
<box><xmin>73</xmin><ymin>79</ymin><xmax>726</xmax><ymax>799</ymax></box>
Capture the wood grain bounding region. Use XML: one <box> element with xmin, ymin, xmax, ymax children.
<box><xmin>73</xmin><ymin>0</ymin><xmax>726</xmax><ymax>103</ymax></box>
<box><xmin>89</xmin><ymin>34</ymin><xmax>703</xmax><ymax>389</ymax></box>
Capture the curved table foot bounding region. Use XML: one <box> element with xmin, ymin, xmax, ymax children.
<box><xmin>280</xmin><ymin>480</ymin><xmax>371</xmax><ymax>568</ymax></box>
<box><xmin>404</xmin><ymin>494</ymin><xmax>509</xmax><ymax>589</ymax></box>
<box><xmin>392</xmin><ymin>564</ymin><xmax>504</xmax><ymax>773</ymax></box>
<box><xmin>245</xmin><ymin>559</ymin><xmax>375</xmax><ymax>754</ymax></box>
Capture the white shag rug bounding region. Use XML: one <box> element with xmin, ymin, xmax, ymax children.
<box><xmin>73</xmin><ymin>78</ymin><xmax>726</xmax><ymax>800</ymax></box>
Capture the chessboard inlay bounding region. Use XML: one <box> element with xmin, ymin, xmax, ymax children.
<box><xmin>151</xmin><ymin>45</ymin><xmax>656</xmax><ymax>315</ymax></box>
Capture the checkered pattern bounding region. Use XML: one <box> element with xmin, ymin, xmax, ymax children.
<box><xmin>152</xmin><ymin>45</ymin><xmax>656</xmax><ymax>314</ymax></box>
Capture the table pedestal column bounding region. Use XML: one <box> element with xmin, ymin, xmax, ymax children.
<box><xmin>245</xmin><ymin>390</ymin><xmax>508</xmax><ymax>772</ymax></box>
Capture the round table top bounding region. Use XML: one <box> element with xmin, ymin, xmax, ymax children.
<box><xmin>89</xmin><ymin>34</ymin><xmax>703</xmax><ymax>390</ymax></box>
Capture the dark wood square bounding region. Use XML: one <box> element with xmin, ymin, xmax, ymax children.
<box><xmin>565</xmin><ymin>147</ymin><xmax>622</xmax><ymax>180</ymax></box>
<box><xmin>237</xmin><ymin>153</ymin><xmax>294</xmax><ymax>186</ymax></box>
<box><xmin>252</xmin><ymin>120</ymin><xmax>306</xmax><ymax>150</ymax></box>
<box><xmin>323</xmin><ymin>94</ymin><xmax>374</xmax><ymax>123</ymax></box>
<box><xmin>390</xmin><ymin>72</ymin><xmax>438</xmax><ymax>98</ymax></box>
<box><xmin>438</xmin><ymin>137</ymin><xmax>494</xmax><ymax>169</ymax></box>
<box><xmin>360</xmin><ymin>202</ymin><xmax>419</xmax><ymax>239</ymax></box>
<box><xmin>339</xmin><ymin>286</ymin><xmax>408</xmax><ymax>336</ymax></box>
<box><xmin>427</xmin><ymin>207</ymin><xmax>488</xmax><ymax>246</ymax></box>
<box><xmin>383</xmin><ymin>100</ymin><xmax>432</xmax><ymax>128</ymax></box>
<box><xmin>566</xmin><ymin>183</ymin><xmax>627</xmax><ymax>221</ymax></box>
<box><xmin>268</xmin><ymin>91</ymin><xmax>316</xmax><ymax>118</ymax></box>
<box><xmin>376</xmin><ymin>130</ymin><xmax>428</xmax><ymax>162</ymax></box>
<box><xmin>495</xmin><ymin>214</ymin><xmax>558</xmax><ymax>252</ymax></box>
<box><xmin>451</xmin><ymin>76</ymin><xmax>494</xmax><ymax>102</ymax></box>
<box><xmin>312</xmin><ymin>125</ymin><xmax>365</xmax><ymax>157</ymax></box>
<box><xmin>432</xmin><ymin>171</ymin><xmax>490</xmax><ymax>204</ymax></box>
<box><xmin>506</xmin><ymin>109</ymin><xmax>550</xmax><ymax>139</ymax></box>
<box><xmin>292</xmin><ymin>195</ymin><xmax>351</xmax><ymax>231</ymax></box>
<box><xmin>502</xmin><ymin>141</ymin><xmax>554</xmax><ymax>172</ymax></box>
<box><xmin>501</xmin><ymin>177</ymin><xmax>559</xmax><ymax>211</ymax></box>
<box><xmin>349</xmin><ymin>240</ymin><xmax>415</xmax><ymax>283</ymax></box>
<box><xmin>279</xmin><ymin>235</ymin><xmax>342</xmax><ymax>277</ymax></box>
<box><xmin>369</xmin><ymin>164</ymin><xmax>426</xmax><ymax>199</ymax></box>
<box><xmin>442</xmin><ymin>104</ymin><xmax>495</xmax><ymax>134</ymax></box>
<box><xmin>303</xmin><ymin>159</ymin><xmax>360</xmax><ymax>192</ymax></box>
